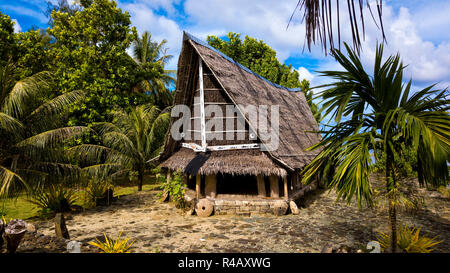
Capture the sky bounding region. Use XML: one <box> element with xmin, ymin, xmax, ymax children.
<box><xmin>1</xmin><ymin>0</ymin><xmax>450</xmax><ymax>91</ymax></box>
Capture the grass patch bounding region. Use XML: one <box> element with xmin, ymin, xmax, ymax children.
<box><xmin>0</xmin><ymin>194</ymin><xmax>40</xmax><ymax>220</ymax></box>
<box><xmin>0</xmin><ymin>175</ymin><xmax>163</xmax><ymax>220</ymax></box>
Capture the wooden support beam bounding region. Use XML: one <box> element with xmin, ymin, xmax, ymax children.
<box><xmin>269</xmin><ymin>175</ymin><xmax>279</xmax><ymax>198</ymax></box>
<box><xmin>257</xmin><ymin>174</ymin><xmax>266</xmax><ymax>197</ymax></box>
<box><xmin>198</xmin><ymin>57</ymin><xmax>206</xmax><ymax>151</ymax></box>
<box><xmin>196</xmin><ymin>175</ymin><xmax>201</xmax><ymax>199</ymax></box>
<box><xmin>205</xmin><ymin>174</ymin><xmax>217</xmax><ymax>198</ymax></box>
<box><xmin>284</xmin><ymin>176</ymin><xmax>288</xmax><ymax>200</ymax></box>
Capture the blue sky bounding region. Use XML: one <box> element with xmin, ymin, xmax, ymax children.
<box><xmin>1</xmin><ymin>0</ymin><xmax>450</xmax><ymax>91</ymax></box>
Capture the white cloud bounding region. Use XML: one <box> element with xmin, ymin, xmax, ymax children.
<box><xmin>183</xmin><ymin>0</ymin><xmax>307</xmax><ymax>62</ymax></box>
<box><xmin>297</xmin><ymin>67</ymin><xmax>314</xmax><ymax>82</ymax></box>
<box><xmin>117</xmin><ymin>0</ymin><xmax>449</xmax><ymax>89</ymax></box>
<box><xmin>11</xmin><ymin>19</ymin><xmax>21</xmax><ymax>33</ymax></box>
<box><xmin>0</xmin><ymin>5</ymin><xmax>48</xmax><ymax>24</ymax></box>
<box><xmin>119</xmin><ymin>1</ymin><xmax>183</xmax><ymax>70</ymax></box>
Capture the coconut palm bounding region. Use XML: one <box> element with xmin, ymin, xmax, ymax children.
<box><xmin>289</xmin><ymin>0</ymin><xmax>385</xmax><ymax>54</ymax></box>
<box><xmin>70</xmin><ymin>104</ymin><xmax>171</xmax><ymax>191</ymax></box>
<box><xmin>132</xmin><ymin>31</ymin><xmax>175</xmax><ymax>109</ymax></box>
<box><xmin>0</xmin><ymin>61</ymin><xmax>88</xmax><ymax>198</ymax></box>
<box><xmin>302</xmin><ymin>43</ymin><xmax>450</xmax><ymax>252</ymax></box>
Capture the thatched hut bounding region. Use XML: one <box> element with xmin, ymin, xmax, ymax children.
<box><xmin>159</xmin><ymin>32</ymin><xmax>321</xmax><ymax>216</ymax></box>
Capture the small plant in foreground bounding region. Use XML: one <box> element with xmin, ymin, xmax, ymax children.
<box><xmin>85</xmin><ymin>179</ymin><xmax>114</xmax><ymax>207</ymax></box>
<box><xmin>89</xmin><ymin>231</ymin><xmax>135</xmax><ymax>253</ymax></box>
<box><xmin>377</xmin><ymin>224</ymin><xmax>442</xmax><ymax>253</ymax></box>
<box><xmin>28</xmin><ymin>185</ymin><xmax>77</xmax><ymax>214</ymax></box>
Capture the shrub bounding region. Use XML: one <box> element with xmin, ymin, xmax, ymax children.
<box><xmin>89</xmin><ymin>231</ymin><xmax>135</xmax><ymax>253</ymax></box>
<box><xmin>85</xmin><ymin>179</ymin><xmax>114</xmax><ymax>207</ymax></box>
<box><xmin>437</xmin><ymin>186</ymin><xmax>450</xmax><ymax>198</ymax></box>
<box><xmin>28</xmin><ymin>185</ymin><xmax>77</xmax><ymax>214</ymax></box>
<box><xmin>158</xmin><ymin>172</ymin><xmax>186</xmax><ymax>209</ymax></box>
<box><xmin>377</xmin><ymin>224</ymin><xmax>442</xmax><ymax>253</ymax></box>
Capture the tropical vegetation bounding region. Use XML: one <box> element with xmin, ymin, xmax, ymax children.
<box><xmin>302</xmin><ymin>42</ymin><xmax>450</xmax><ymax>252</ymax></box>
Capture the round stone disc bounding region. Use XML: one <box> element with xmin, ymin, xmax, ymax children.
<box><xmin>195</xmin><ymin>199</ymin><xmax>214</xmax><ymax>217</ymax></box>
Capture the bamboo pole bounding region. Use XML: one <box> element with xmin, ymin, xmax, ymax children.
<box><xmin>196</xmin><ymin>175</ymin><xmax>201</xmax><ymax>199</ymax></box>
<box><xmin>284</xmin><ymin>176</ymin><xmax>288</xmax><ymax>200</ymax></box>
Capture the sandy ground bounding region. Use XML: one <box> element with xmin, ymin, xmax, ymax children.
<box><xmin>30</xmin><ymin>176</ymin><xmax>450</xmax><ymax>253</ymax></box>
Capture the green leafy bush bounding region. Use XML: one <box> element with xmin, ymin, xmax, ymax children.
<box><xmin>373</xmin><ymin>143</ymin><xmax>418</xmax><ymax>177</ymax></box>
<box><xmin>158</xmin><ymin>172</ymin><xmax>186</xmax><ymax>208</ymax></box>
<box><xmin>377</xmin><ymin>224</ymin><xmax>442</xmax><ymax>253</ymax></box>
<box><xmin>28</xmin><ymin>185</ymin><xmax>77</xmax><ymax>214</ymax></box>
<box><xmin>85</xmin><ymin>179</ymin><xmax>114</xmax><ymax>207</ymax></box>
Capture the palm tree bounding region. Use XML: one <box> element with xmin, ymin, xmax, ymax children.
<box><xmin>132</xmin><ymin>31</ymin><xmax>176</xmax><ymax>109</ymax></box>
<box><xmin>302</xmin><ymin>43</ymin><xmax>449</xmax><ymax>252</ymax></box>
<box><xmin>70</xmin><ymin>104</ymin><xmax>171</xmax><ymax>191</ymax></box>
<box><xmin>289</xmin><ymin>0</ymin><xmax>385</xmax><ymax>54</ymax></box>
<box><xmin>0</xmin><ymin>61</ymin><xmax>88</xmax><ymax>198</ymax></box>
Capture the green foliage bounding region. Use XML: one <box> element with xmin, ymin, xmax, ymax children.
<box><xmin>299</xmin><ymin>79</ymin><xmax>321</xmax><ymax>122</ymax></box>
<box><xmin>373</xmin><ymin>143</ymin><xmax>418</xmax><ymax>178</ymax></box>
<box><xmin>207</xmin><ymin>32</ymin><xmax>321</xmax><ymax>123</ymax></box>
<box><xmin>16</xmin><ymin>29</ymin><xmax>53</xmax><ymax>79</ymax></box>
<box><xmin>302</xmin><ymin>42</ymin><xmax>450</xmax><ymax>207</ymax></box>
<box><xmin>437</xmin><ymin>186</ymin><xmax>450</xmax><ymax>198</ymax></box>
<box><xmin>28</xmin><ymin>184</ymin><xmax>77</xmax><ymax>214</ymax></box>
<box><xmin>0</xmin><ymin>12</ymin><xmax>17</xmax><ymax>66</ymax></box>
<box><xmin>132</xmin><ymin>31</ymin><xmax>175</xmax><ymax>109</ymax></box>
<box><xmin>377</xmin><ymin>224</ymin><xmax>442</xmax><ymax>253</ymax></box>
<box><xmin>159</xmin><ymin>172</ymin><xmax>186</xmax><ymax>208</ymax></box>
<box><xmin>48</xmin><ymin>0</ymin><xmax>155</xmax><ymax>126</ymax></box>
<box><xmin>89</xmin><ymin>230</ymin><xmax>135</xmax><ymax>253</ymax></box>
<box><xmin>302</xmin><ymin>42</ymin><xmax>449</xmax><ymax>252</ymax></box>
<box><xmin>85</xmin><ymin>179</ymin><xmax>113</xmax><ymax>207</ymax></box>
<box><xmin>70</xmin><ymin>104</ymin><xmax>171</xmax><ymax>191</ymax></box>
<box><xmin>0</xmin><ymin>65</ymin><xmax>87</xmax><ymax>199</ymax></box>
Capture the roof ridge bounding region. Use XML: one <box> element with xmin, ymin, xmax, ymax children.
<box><xmin>183</xmin><ymin>31</ymin><xmax>302</xmax><ymax>93</ymax></box>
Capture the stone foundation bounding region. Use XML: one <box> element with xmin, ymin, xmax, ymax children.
<box><xmin>184</xmin><ymin>180</ymin><xmax>319</xmax><ymax>216</ymax></box>
<box><xmin>214</xmin><ymin>199</ymin><xmax>282</xmax><ymax>216</ymax></box>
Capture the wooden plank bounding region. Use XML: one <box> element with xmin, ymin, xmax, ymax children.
<box><xmin>257</xmin><ymin>174</ymin><xmax>266</xmax><ymax>197</ymax></box>
<box><xmin>284</xmin><ymin>176</ymin><xmax>288</xmax><ymax>200</ymax></box>
<box><xmin>198</xmin><ymin>57</ymin><xmax>207</xmax><ymax>152</ymax></box>
<box><xmin>182</xmin><ymin>142</ymin><xmax>260</xmax><ymax>152</ymax></box>
<box><xmin>205</xmin><ymin>174</ymin><xmax>217</xmax><ymax>198</ymax></box>
<box><xmin>196</xmin><ymin>175</ymin><xmax>201</xmax><ymax>199</ymax></box>
<box><xmin>207</xmin><ymin>143</ymin><xmax>260</xmax><ymax>151</ymax></box>
<box><xmin>269</xmin><ymin>175</ymin><xmax>279</xmax><ymax>198</ymax></box>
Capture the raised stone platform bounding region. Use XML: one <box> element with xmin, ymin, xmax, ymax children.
<box><xmin>184</xmin><ymin>180</ymin><xmax>318</xmax><ymax>216</ymax></box>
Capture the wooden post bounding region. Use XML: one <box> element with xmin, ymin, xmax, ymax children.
<box><xmin>205</xmin><ymin>174</ymin><xmax>217</xmax><ymax>198</ymax></box>
<box><xmin>269</xmin><ymin>175</ymin><xmax>279</xmax><ymax>198</ymax></box>
<box><xmin>196</xmin><ymin>175</ymin><xmax>201</xmax><ymax>199</ymax></box>
<box><xmin>291</xmin><ymin>172</ymin><xmax>298</xmax><ymax>190</ymax></box>
<box><xmin>198</xmin><ymin>57</ymin><xmax>207</xmax><ymax>151</ymax></box>
<box><xmin>257</xmin><ymin>174</ymin><xmax>266</xmax><ymax>197</ymax></box>
<box><xmin>283</xmin><ymin>176</ymin><xmax>288</xmax><ymax>200</ymax></box>
<box><xmin>167</xmin><ymin>171</ymin><xmax>172</xmax><ymax>183</ymax></box>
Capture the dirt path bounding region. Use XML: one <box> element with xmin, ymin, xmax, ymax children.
<box><xmin>31</xmin><ymin>179</ymin><xmax>450</xmax><ymax>253</ymax></box>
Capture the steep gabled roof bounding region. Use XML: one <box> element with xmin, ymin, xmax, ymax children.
<box><xmin>160</xmin><ymin>32</ymin><xmax>321</xmax><ymax>172</ymax></box>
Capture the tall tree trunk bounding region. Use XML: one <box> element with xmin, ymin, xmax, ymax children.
<box><xmin>138</xmin><ymin>170</ymin><xmax>143</xmax><ymax>191</ymax></box>
<box><xmin>385</xmin><ymin>147</ymin><xmax>397</xmax><ymax>253</ymax></box>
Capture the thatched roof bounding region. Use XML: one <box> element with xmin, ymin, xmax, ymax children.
<box><xmin>160</xmin><ymin>148</ymin><xmax>287</xmax><ymax>177</ymax></box>
<box><xmin>159</xmin><ymin>32</ymin><xmax>321</xmax><ymax>176</ymax></box>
